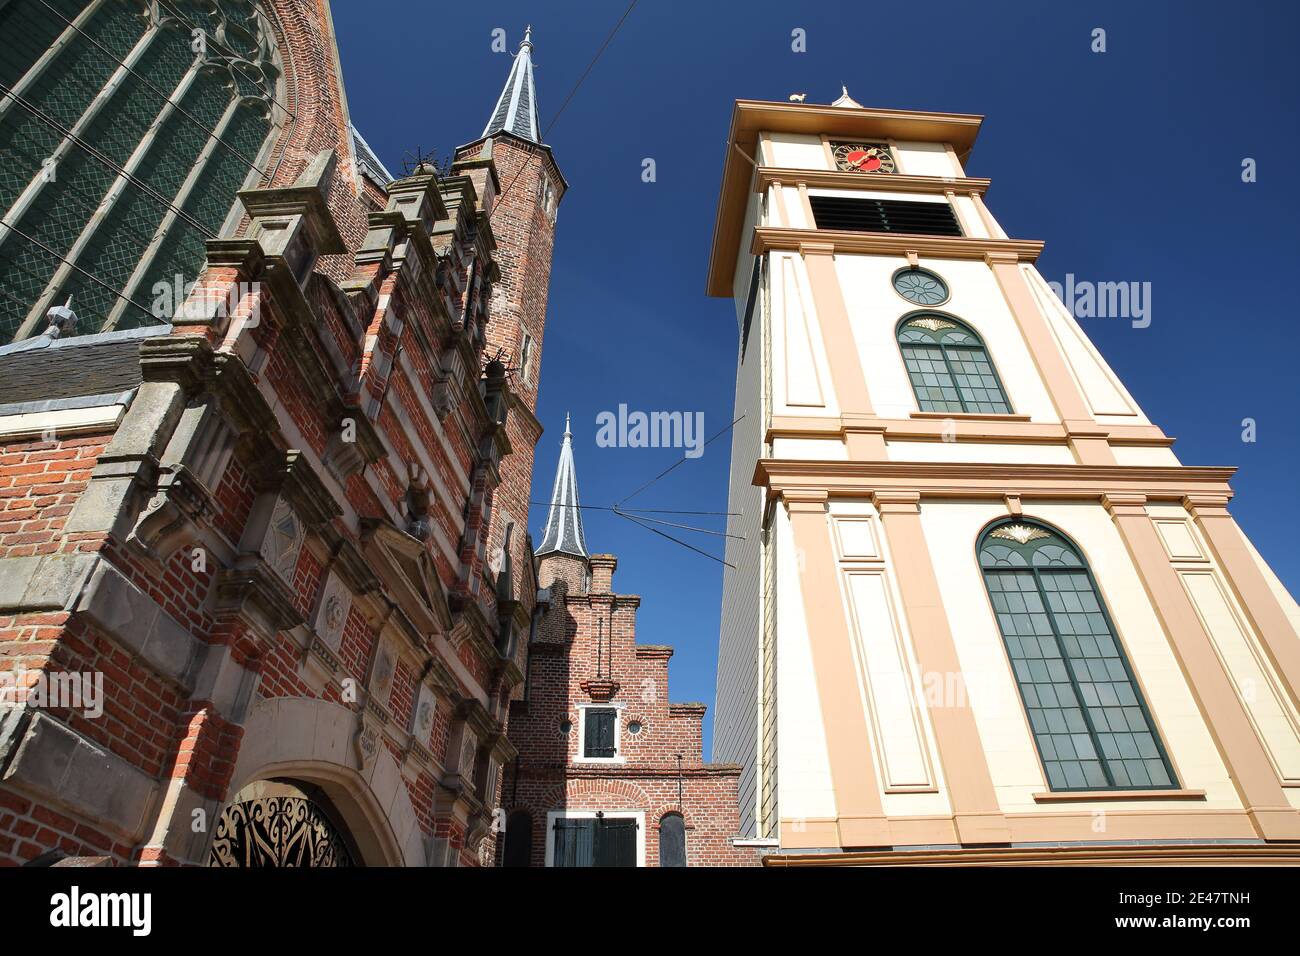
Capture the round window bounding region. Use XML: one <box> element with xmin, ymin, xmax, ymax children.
<box><xmin>626</xmin><ymin>720</ymin><xmax>644</xmax><ymax>736</ymax></box>
<box><xmin>892</xmin><ymin>267</ymin><xmax>950</xmax><ymax>306</ymax></box>
<box><xmin>559</xmin><ymin>719</ymin><xmax>573</xmax><ymax>735</ymax></box>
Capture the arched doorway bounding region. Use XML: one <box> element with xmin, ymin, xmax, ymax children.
<box><xmin>209</xmin><ymin>779</ymin><xmax>360</xmax><ymax>867</ymax></box>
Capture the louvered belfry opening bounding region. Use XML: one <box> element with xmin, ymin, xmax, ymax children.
<box><xmin>808</xmin><ymin>196</ymin><xmax>963</xmax><ymax>237</ymax></box>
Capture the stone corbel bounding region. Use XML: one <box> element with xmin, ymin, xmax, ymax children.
<box><xmin>323</xmin><ymin>403</ymin><xmax>384</xmax><ymax>481</ymax></box>
<box><xmin>127</xmin><ymin>464</ymin><xmax>215</xmax><ymax>566</ymax></box>
<box><xmin>238</xmin><ymin>149</ymin><xmax>346</xmax><ymax>287</ymax></box>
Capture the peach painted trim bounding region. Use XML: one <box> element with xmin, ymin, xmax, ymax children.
<box><xmin>777</xmin><ymin>808</ymin><xmax>1262</xmax><ymax>851</ymax></box>
<box><xmin>817</xmin><ymin>134</ymin><xmax>836</xmax><ymax>170</ymax></box>
<box><xmin>798</xmin><ymin>243</ymin><xmax>874</xmax><ymax>416</ymax></box>
<box><xmin>756</xmin><ymin>228</ymin><xmax>1043</xmax><ymax>262</ymax></box>
<box><xmin>909</xmin><ymin>411</ymin><xmax>1033</xmax><ymax>423</ymax></box>
<box><xmin>769</xmin><ymin>180</ymin><xmax>791</xmax><ymax>228</ymax></box>
<box><xmin>945</xmin><ymin>189</ymin><xmax>977</xmax><ymax>237</ymax></box>
<box><xmin>754</xmin><ymin>459</ymin><xmax>1235</xmax><ymax>504</ymax></box>
<box><xmin>766</xmin><ymin>841</ymin><xmax>1299</xmax><ymax>867</ymax></box>
<box><xmin>783</xmin><ymin>491</ymin><xmax>889</xmax><ymax>847</ymax></box>
<box><xmin>1032</xmin><ymin>789</ymin><xmax>1207</xmax><ymax>802</ymax></box>
<box><xmin>1103</xmin><ymin>494</ymin><xmax>1300</xmax><ymax>841</ymax></box>
<box><xmin>970</xmin><ymin>191</ymin><xmax>1006</xmax><ymax>239</ymax></box>
<box><xmin>755</xmin><ymin>167</ymin><xmax>991</xmax><ymax>197</ymax></box>
<box><xmin>1185</xmin><ymin>495</ymin><xmax>1300</xmax><ymax>714</ymax></box>
<box><xmin>873</xmin><ymin>491</ymin><xmax>1011</xmax><ymax>844</ymax></box>
<box><xmin>985</xmin><ymin>254</ymin><xmax>1113</xmax><ymax>464</ymax></box>
<box><xmin>768</xmin><ymin>413</ymin><xmax>1174</xmax><ymax>446</ymax></box>
<box><xmin>943</xmin><ymin>142</ymin><xmax>964</xmax><ymax>177</ymax></box>
<box><xmin>795</xmin><ymin>182</ymin><xmax>816</xmax><ymax>228</ymax></box>
<box><xmin>886</xmin><ymin>138</ymin><xmax>903</xmax><ymax>174</ymax></box>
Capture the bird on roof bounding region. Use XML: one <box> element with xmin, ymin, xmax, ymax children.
<box><xmin>788</xmin><ymin>92</ymin><xmax>807</xmax><ymax>102</ymax></box>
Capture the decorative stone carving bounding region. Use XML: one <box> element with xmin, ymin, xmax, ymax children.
<box><xmin>990</xmin><ymin>524</ymin><xmax>1051</xmax><ymax>545</ymax></box>
<box><xmin>354</xmin><ymin>715</ymin><xmax>381</xmax><ymax>771</ymax></box>
<box><xmin>313</xmin><ymin>570</ymin><xmax>352</xmax><ymax>651</ymax></box>
<box><xmin>460</xmin><ymin>732</ymin><xmax>478</xmax><ymax>787</ymax></box>
<box><xmin>414</xmin><ymin>684</ymin><xmax>437</xmax><ymax>743</ymax></box>
<box><xmin>259</xmin><ymin>495</ymin><xmax>304</xmax><ymax>585</ymax></box>
<box><xmin>370</xmin><ymin>643</ymin><xmax>395</xmax><ymax>707</ymax></box>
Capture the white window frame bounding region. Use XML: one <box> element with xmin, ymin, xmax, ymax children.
<box><xmin>576</xmin><ymin>702</ymin><xmax>625</xmax><ymax>764</ymax></box>
<box><xmin>543</xmin><ymin>810</ymin><xmax>645</xmax><ymax>867</ymax></box>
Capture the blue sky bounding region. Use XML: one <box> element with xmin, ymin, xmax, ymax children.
<box><xmin>332</xmin><ymin>0</ymin><xmax>1300</xmax><ymax>754</ymax></box>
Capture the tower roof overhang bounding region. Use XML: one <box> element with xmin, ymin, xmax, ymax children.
<box><xmin>706</xmin><ymin>99</ymin><xmax>985</xmax><ymax>297</ymax></box>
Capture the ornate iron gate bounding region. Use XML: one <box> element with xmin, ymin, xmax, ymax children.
<box><xmin>209</xmin><ymin>795</ymin><xmax>355</xmax><ymax>867</ymax></box>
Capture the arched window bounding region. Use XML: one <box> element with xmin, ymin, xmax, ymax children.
<box><xmin>978</xmin><ymin>520</ymin><xmax>1177</xmax><ymax>791</ymax></box>
<box><xmin>897</xmin><ymin>314</ymin><xmax>1012</xmax><ymax>414</ymax></box>
<box><xmin>0</xmin><ymin>0</ymin><xmax>285</xmax><ymax>341</ymax></box>
<box><xmin>658</xmin><ymin>812</ymin><xmax>686</xmax><ymax>867</ymax></box>
<box><xmin>502</xmin><ymin>810</ymin><xmax>532</xmax><ymax>867</ymax></box>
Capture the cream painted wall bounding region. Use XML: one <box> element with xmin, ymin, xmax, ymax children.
<box><xmin>716</xmin><ymin>191</ymin><xmax>767</xmax><ymax>835</ymax></box>
<box><xmin>777</xmin><ymin>185</ymin><xmax>807</xmax><ymax>228</ymax></box>
<box><xmin>886</xmin><ymin>440</ymin><xmax>1075</xmax><ymax>465</ymax></box>
<box><xmin>918</xmin><ymin>499</ymin><xmax>1241</xmax><ymax>814</ymax></box>
<box><xmin>1111</xmin><ymin>445</ymin><xmax>1182</xmax><ymax>467</ymax></box>
<box><xmin>765</xmin><ymin>131</ymin><xmax>829</xmax><ymax>169</ymax></box>
<box><xmin>774</xmin><ymin>505</ymin><xmax>837</xmax><ymax>824</ymax></box>
<box><xmin>951</xmin><ymin>195</ymin><xmax>988</xmax><ymax>238</ymax></box>
<box><xmin>1022</xmin><ymin>264</ymin><xmax>1153</xmax><ymax>425</ymax></box>
<box><xmin>772</xmin><ymin>437</ymin><xmax>847</xmax><ymax>460</ymax></box>
<box><xmin>1147</xmin><ymin>503</ymin><xmax>1300</xmax><ymax>786</ymax></box>
<box><xmin>895</xmin><ymin>140</ymin><xmax>960</xmax><ymax>177</ymax></box>
<box><xmin>770</xmin><ymin>251</ymin><xmax>839</xmax><ymax>417</ymax></box>
<box><xmin>833</xmin><ymin>254</ymin><xmax>1061</xmax><ymax>425</ymax></box>
<box><xmin>828</xmin><ymin>499</ymin><xmax>952</xmax><ymax>819</ymax></box>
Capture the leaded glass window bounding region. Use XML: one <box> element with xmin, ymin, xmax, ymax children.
<box><xmin>892</xmin><ymin>267</ymin><xmax>949</xmax><ymax>305</ymax></box>
<box><xmin>897</xmin><ymin>313</ymin><xmax>1012</xmax><ymax>414</ymax></box>
<box><xmin>0</xmin><ymin>0</ymin><xmax>284</xmax><ymax>342</ymax></box>
<box><xmin>978</xmin><ymin>521</ymin><xmax>1178</xmax><ymax>792</ymax></box>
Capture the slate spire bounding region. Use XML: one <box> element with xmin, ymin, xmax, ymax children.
<box><xmin>537</xmin><ymin>413</ymin><xmax>588</xmax><ymax>559</ymax></box>
<box><xmin>482</xmin><ymin>25</ymin><xmax>542</xmax><ymax>143</ymax></box>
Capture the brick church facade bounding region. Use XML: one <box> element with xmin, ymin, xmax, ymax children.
<box><xmin>0</xmin><ymin>2</ymin><xmax>564</xmax><ymax>867</ymax></box>
<box><xmin>499</xmin><ymin>422</ymin><xmax>756</xmax><ymax>866</ymax></box>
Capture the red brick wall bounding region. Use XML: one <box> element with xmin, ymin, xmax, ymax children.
<box><xmin>502</xmin><ymin>554</ymin><xmax>756</xmax><ymax>866</ymax></box>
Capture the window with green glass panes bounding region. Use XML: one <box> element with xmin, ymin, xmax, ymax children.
<box><xmin>0</xmin><ymin>0</ymin><xmax>282</xmax><ymax>341</ymax></box>
<box><xmin>897</xmin><ymin>313</ymin><xmax>1013</xmax><ymax>414</ymax></box>
<box><xmin>978</xmin><ymin>521</ymin><xmax>1178</xmax><ymax>792</ymax></box>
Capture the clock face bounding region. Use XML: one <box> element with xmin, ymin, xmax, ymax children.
<box><xmin>832</xmin><ymin>142</ymin><xmax>896</xmax><ymax>174</ymax></box>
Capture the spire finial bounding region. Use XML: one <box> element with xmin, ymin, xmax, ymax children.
<box><xmin>564</xmin><ymin>411</ymin><xmax>571</xmax><ymax>436</ymax></box>
<box><xmin>831</xmin><ymin>85</ymin><xmax>863</xmax><ymax>109</ymax></box>
<box><xmin>481</xmin><ymin>25</ymin><xmax>542</xmax><ymax>143</ymax></box>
